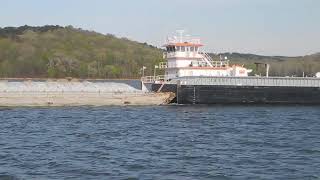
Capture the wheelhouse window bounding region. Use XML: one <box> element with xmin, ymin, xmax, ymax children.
<box><xmin>195</xmin><ymin>47</ymin><xmax>199</xmax><ymax>52</ymax></box>
<box><xmin>181</xmin><ymin>46</ymin><xmax>185</xmax><ymax>52</ymax></box>
<box><xmin>190</xmin><ymin>47</ymin><xmax>195</xmax><ymax>52</ymax></box>
<box><xmin>176</xmin><ymin>46</ymin><xmax>181</xmax><ymax>51</ymax></box>
<box><xmin>166</xmin><ymin>46</ymin><xmax>176</xmax><ymax>52</ymax></box>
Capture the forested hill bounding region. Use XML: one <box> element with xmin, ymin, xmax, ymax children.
<box><xmin>210</xmin><ymin>52</ymin><xmax>320</xmax><ymax>77</ymax></box>
<box><xmin>0</xmin><ymin>25</ymin><xmax>319</xmax><ymax>78</ymax></box>
<box><xmin>0</xmin><ymin>25</ymin><xmax>163</xmax><ymax>78</ymax></box>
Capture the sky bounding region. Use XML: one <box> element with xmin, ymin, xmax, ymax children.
<box><xmin>1</xmin><ymin>0</ymin><xmax>319</xmax><ymax>56</ymax></box>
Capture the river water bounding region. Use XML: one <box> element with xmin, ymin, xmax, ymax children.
<box><xmin>0</xmin><ymin>105</ymin><xmax>319</xmax><ymax>180</ymax></box>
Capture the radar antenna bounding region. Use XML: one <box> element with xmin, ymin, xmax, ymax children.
<box><xmin>176</xmin><ymin>30</ymin><xmax>185</xmax><ymax>43</ymax></box>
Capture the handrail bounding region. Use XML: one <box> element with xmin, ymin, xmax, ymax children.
<box><xmin>141</xmin><ymin>75</ymin><xmax>167</xmax><ymax>83</ymax></box>
<box><xmin>199</xmin><ymin>52</ymin><xmax>229</xmax><ymax>68</ymax></box>
<box><xmin>199</xmin><ymin>52</ymin><xmax>214</xmax><ymax>67</ymax></box>
<box><xmin>177</xmin><ymin>76</ymin><xmax>320</xmax><ymax>87</ymax></box>
<box><xmin>159</xmin><ymin>62</ymin><xmax>167</xmax><ymax>69</ymax></box>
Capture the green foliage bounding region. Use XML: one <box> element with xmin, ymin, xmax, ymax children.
<box><xmin>47</xmin><ymin>67</ymin><xmax>57</xmax><ymax>78</ymax></box>
<box><xmin>0</xmin><ymin>25</ymin><xmax>163</xmax><ymax>78</ymax></box>
<box><xmin>103</xmin><ymin>65</ymin><xmax>121</xmax><ymax>78</ymax></box>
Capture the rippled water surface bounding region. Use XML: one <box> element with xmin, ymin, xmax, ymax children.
<box><xmin>0</xmin><ymin>105</ymin><xmax>319</xmax><ymax>180</ymax></box>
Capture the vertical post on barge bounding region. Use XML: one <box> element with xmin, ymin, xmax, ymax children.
<box><xmin>177</xmin><ymin>80</ymin><xmax>180</xmax><ymax>104</ymax></box>
<box><xmin>141</xmin><ymin>66</ymin><xmax>146</xmax><ymax>77</ymax></box>
<box><xmin>154</xmin><ymin>65</ymin><xmax>158</xmax><ymax>78</ymax></box>
<box><xmin>255</xmin><ymin>63</ymin><xmax>270</xmax><ymax>77</ymax></box>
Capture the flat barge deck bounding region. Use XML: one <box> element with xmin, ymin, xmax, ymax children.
<box><xmin>152</xmin><ymin>76</ymin><xmax>320</xmax><ymax>104</ymax></box>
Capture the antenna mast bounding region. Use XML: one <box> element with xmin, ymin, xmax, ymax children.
<box><xmin>176</xmin><ymin>30</ymin><xmax>185</xmax><ymax>43</ymax></box>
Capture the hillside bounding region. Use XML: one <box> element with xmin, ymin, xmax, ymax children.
<box><xmin>210</xmin><ymin>52</ymin><xmax>320</xmax><ymax>77</ymax></box>
<box><xmin>0</xmin><ymin>25</ymin><xmax>319</xmax><ymax>78</ymax></box>
<box><xmin>0</xmin><ymin>25</ymin><xmax>163</xmax><ymax>78</ymax></box>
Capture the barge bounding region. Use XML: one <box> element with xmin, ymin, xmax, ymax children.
<box><xmin>142</xmin><ymin>31</ymin><xmax>320</xmax><ymax>104</ymax></box>
<box><xmin>0</xmin><ymin>80</ymin><xmax>174</xmax><ymax>106</ymax></box>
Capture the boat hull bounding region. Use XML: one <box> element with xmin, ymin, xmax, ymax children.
<box><xmin>152</xmin><ymin>84</ymin><xmax>320</xmax><ymax>104</ymax></box>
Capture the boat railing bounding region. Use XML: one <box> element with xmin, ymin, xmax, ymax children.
<box><xmin>159</xmin><ymin>62</ymin><xmax>167</xmax><ymax>69</ymax></box>
<box><xmin>199</xmin><ymin>52</ymin><xmax>229</xmax><ymax>67</ymax></box>
<box><xmin>210</xmin><ymin>61</ymin><xmax>229</xmax><ymax>67</ymax></box>
<box><xmin>177</xmin><ymin>76</ymin><xmax>320</xmax><ymax>87</ymax></box>
<box><xmin>141</xmin><ymin>75</ymin><xmax>167</xmax><ymax>83</ymax></box>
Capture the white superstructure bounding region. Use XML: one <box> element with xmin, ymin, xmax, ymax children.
<box><xmin>159</xmin><ymin>31</ymin><xmax>252</xmax><ymax>80</ymax></box>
